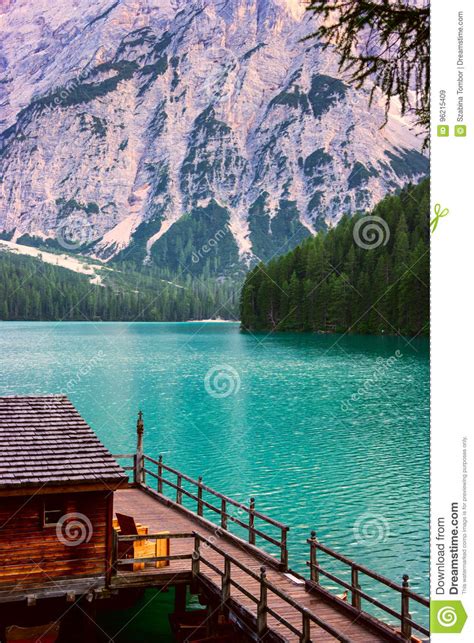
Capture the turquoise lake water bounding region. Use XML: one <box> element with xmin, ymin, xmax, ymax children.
<box><xmin>0</xmin><ymin>322</ymin><xmax>429</xmax><ymax>619</ymax></box>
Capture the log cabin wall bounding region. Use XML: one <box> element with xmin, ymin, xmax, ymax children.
<box><xmin>0</xmin><ymin>490</ymin><xmax>110</xmax><ymax>591</ymax></box>
<box><xmin>0</xmin><ymin>395</ymin><xmax>127</xmax><ymax>597</ymax></box>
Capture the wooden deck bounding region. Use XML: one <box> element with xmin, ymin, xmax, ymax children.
<box><xmin>112</xmin><ymin>486</ymin><xmax>411</xmax><ymax>642</ymax></box>
<box><xmin>0</xmin><ymin>408</ymin><xmax>428</xmax><ymax>641</ymax></box>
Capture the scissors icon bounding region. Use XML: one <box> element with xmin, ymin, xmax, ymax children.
<box><xmin>430</xmin><ymin>203</ymin><xmax>449</xmax><ymax>233</ymax></box>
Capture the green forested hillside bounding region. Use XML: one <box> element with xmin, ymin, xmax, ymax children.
<box><xmin>0</xmin><ymin>180</ymin><xmax>428</xmax><ymax>328</ymax></box>
<box><xmin>0</xmin><ymin>253</ymin><xmax>238</xmax><ymax>321</ymax></box>
<box><xmin>240</xmin><ymin>180</ymin><xmax>429</xmax><ymax>336</ymax></box>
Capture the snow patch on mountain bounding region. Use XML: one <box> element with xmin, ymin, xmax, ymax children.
<box><xmin>0</xmin><ymin>239</ymin><xmax>105</xmax><ymax>284</ymax></box>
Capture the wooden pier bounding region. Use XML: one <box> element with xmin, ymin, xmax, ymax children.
<box><xmin>111</xmin><ymin>453</ymin><xmax>430</xmax><ymax>642</ymax></box>
<box><xmin>0</xmin><ymin>399</ymin><xmax>429</xmax><ymax>642</ymax></box>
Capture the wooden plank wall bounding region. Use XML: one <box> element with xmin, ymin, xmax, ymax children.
<box><xmin>0</xmin><ymin>490</ymin><xmax>109</xmax><ymax>590</ymax></box>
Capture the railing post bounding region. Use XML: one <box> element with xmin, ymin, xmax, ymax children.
<box><xmin>134</xmin><ymin>453</ymin><xmax>144</xmax><ymax>485</ymax></box>
<box><xmin>157</xmin><ymin>455</ymin><xmax>163</xmax><ymax>494</ymax></box>
<box><xmin>192</xmin><ymin>535</ymin><xmax>201</xmax><ymax>577</ymax></box>
<box><xmin>197</xmin><ymin>476</ymin><xmax>203</xmax><ymax>516</ymax></box>
<box><xmin>221</xmin><ymin>498</ymin><xmax>227</xmax><ymax>530</ymax></box>
<box><xmin>176</xmin><ymin>474</ymin><xmax>183</xmax><ymax>504</ymax></box>
<box><xmin>309</xmin><ymin>531</ymin><xmax>319</xmax><ymax>583</ymax></box>
<box><xmin>401</xmin><ymin>574</ymin><xmax>412</xmax><ymax>640</ymax></box>
<box><xmin>134</xmin><ymin>410</ymin><xmax>144</xmax><ymax>485</ymax></box>
<box><xmin>222</xmin><ymin>557</ymin><xmax>231</xmax><ymax>603</ymax></box>
<box><xmin>351</xmin><ymin>565</ymin><xmax>361</xmax><ymax>610</ymax></box>
<box><xmin>301</xmin><ymin>610</ymin><xmax>310</xmax><ymax>643</ymax></box>
<box><xmin>281</xmin><ymin>527</ymin><xmax>289</xmax><ymax>571</ymax></box>
<box><xmin>257</xmin><ymin>566</ymin><xmax>268</xmax><ymax>636</ymax></box>
<box><xmin>249</xmin><ymin>497</ymin><xmax>256</xmax><ymax>545</ymax></box>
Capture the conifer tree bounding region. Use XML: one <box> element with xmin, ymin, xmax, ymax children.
<box><xmin>240</xmin><ymin>180</ymin><xmax>429</xmax><ymax>337</ymax></box>
<box><xmin>305</xmin><ymin>0</ymin><xmax>430</xmax><ymax>140</ymax></box>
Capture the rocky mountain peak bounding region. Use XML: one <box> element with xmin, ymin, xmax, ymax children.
<box><xmin>0</xmin><ymin>0</ymin><xmax>428</xmax><ymax>276</ymax></box>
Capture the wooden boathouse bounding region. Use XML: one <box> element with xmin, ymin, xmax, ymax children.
<box><xmin>0</xmin><ymin>395</ymin><xmax>429</xmax><ymax>642</ymax></box>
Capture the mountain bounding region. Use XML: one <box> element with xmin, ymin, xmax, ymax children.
<box><xmin>0</xmin><ymin>0</ymin><xmax>428</xmax><ymax>278</ymax></box>
<box><xmin>240</xmin><ymin>179</ymin><xmax>429</xmax><ymax>336</ymax></box>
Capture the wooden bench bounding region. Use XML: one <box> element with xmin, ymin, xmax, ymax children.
<box><xmin>115</xmin><ymin>512</ymin><xmax>170</xmax><ymax>571</ymax></box>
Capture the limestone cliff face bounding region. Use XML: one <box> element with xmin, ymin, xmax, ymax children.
<box><xmin>0</xmin><ymin>0</ymin><xmax>428</xmax><ymax>274</ymax></box>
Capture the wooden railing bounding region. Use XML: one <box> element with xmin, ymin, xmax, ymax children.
<box><xmin>114</xmin><ymin>453</ymin><xmax>289</xmax><ymax>570</ymax></box>
<box><xmin>111</xmin><ymin>529</ymin><xmax>350</xmax><ymax>641</ymax></box>
<box><xmin>307</xmin><ymin>531</ymin><xmax>430</xmax><ymax>640</ymax></box>
<box><xmin>194</xmin><ymin>532</ymin><xmax>351</xmax><ymax>643</ymax></box>
<box><xmin>114</xmin><ymin>531</ymin><xmax>194</xmax><ymax>568</ymax></box>
<box><xmin>114</xmin><ymin>453</ymin><xmax>135</xmax><ymax>472</ymax></box>
<box><xmin>113</xmin><ymin>453</ymin><xmax>429</xmax><ymax>640</ymax></box>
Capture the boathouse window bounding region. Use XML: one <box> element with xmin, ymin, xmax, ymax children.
<box><xmin>43</xmin><ymin>497</ymin><xmax>64</xmax><ymax>527</ymax></box>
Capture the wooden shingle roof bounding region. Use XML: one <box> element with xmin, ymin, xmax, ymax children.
<box><xmin>0</xmin><ymin>395</ymin><xmax>127</xmax><ymax>490</ymax></box>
